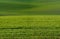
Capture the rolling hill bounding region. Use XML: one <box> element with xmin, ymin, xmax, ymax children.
<box><xmin>0</xmin><ymin>0</ymin><xmax>60</xmax><ymax>15</ymax></box>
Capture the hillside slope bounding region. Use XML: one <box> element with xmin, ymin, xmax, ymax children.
<box><xmin>0</xmin><ymin>0</ymin><xmax>60</xmax><ymax>15</ymax></box>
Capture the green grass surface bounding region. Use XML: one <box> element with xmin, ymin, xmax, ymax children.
<box><xmin>0</xmin><ymin>0</ymin><xmax>60</xmax><ymax>39</ymax></box>
<box><xmin>0</xmin><ymin>0</ymin><xmax>60</xmax><ymax>15</ymax></box>
<box><xmin>0</xmin><ymin>15</ymin><xmax>60</xmax><ymax>39</ymax></box>
<box><xmin>0</xmin><ymin>15</ymin><xmax>60</xmax><ymax>28</ymax></box>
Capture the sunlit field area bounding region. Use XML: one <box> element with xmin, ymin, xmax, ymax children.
<box><xmin>0</xmin><ymin>0</ymin><xmax>60</xmax><ymax>39</ymax></box>
<box><xmin>0</xmin><ymin>15</ymin><xmax>60</xmax><ymax>39</ymax></box>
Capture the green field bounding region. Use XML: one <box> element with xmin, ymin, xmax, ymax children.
<box><xmin>0</xmin><ymin>0</ymin><xmax>60</xmax><ymax>15</ymax></box>
<box><xmin>0</xmin><ymin>15</ymin><xmax>60</xmax><ymax>39</ymax></box>
<box><xmin>0</xmin><ymin>0</ymin><xmax>60</xmax><ymax>39</ymax></box>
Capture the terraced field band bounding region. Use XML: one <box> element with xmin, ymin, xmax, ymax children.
<box><xmin>0</xmin><ymin>28</ymin><xmax>60</xmax><ymax>39</ymax></box>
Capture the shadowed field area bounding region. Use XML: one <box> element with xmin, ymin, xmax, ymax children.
<box><xmin>0</xmin><ymin>0</ymin><xmax>60</xmax><ymax>15</ymax></box>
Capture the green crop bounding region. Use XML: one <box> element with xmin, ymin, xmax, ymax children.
<box><xmin>0</xmin><ymin>15</ymin><xmax>60</xmax><ymax>39</ymax></box>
